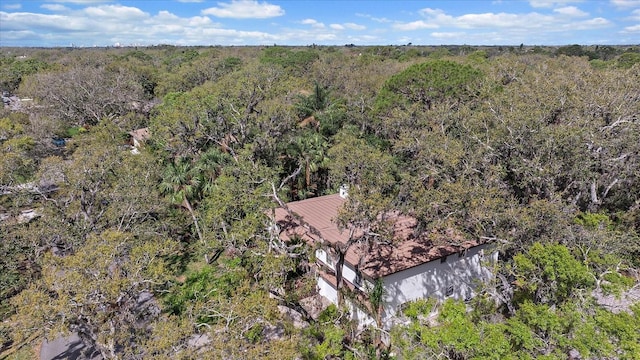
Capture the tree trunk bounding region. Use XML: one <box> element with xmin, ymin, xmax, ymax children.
<box><xmin>182</xmin><ymin>197</ymin><xmax>203</xmax><ymax>244</ymax></box>
<box><xmin>335</xmin><ymin>249</ymin><xmax>346</xmax><ymax>306</ymax></box>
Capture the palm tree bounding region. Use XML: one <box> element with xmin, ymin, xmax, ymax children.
<box><xmin>295</xmin><ymin>82</ymin><xmax>345</xmax><ymax>137</ymax></box>
<box><xmin>160</xmin><ymin>151</ymin><xmax>230</xmax><ymax>262</ymax></box>
<box><xmin>159</xmin><ymin>157</ymin><xmax>205</xmax><ymax>243</ymax></box>
<box><xmin>294</xmin><ymin>81</ymin><xmax>328</xmax><ymax>119</ymax></box>
<box><xmin>287</xmin><ymin>131</ymin><xmax>330</xmax><ymax>199</ymax></box>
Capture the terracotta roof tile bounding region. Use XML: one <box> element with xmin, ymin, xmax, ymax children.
<box><xmin>274</xmin><ymin>193</ymin><xmax>484</xmax><ymax>279</ymax></box>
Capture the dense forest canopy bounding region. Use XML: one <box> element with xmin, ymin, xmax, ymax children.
<box><xmin>1</xmin><ymin>44</ymin><xmax>639</xmax><ymax>359</ymax></box>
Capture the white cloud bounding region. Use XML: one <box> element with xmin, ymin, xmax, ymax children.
<box><xmin>562</xmin><ymin>17</ymin><xmax>611</xmax><ymax>30</ymax></box>
<box><xmin>202</xmin><ymin>0</ymin><xmax>284</xmax><ymax>19</ymax></box>
<box><xmin>3</xmin><ymin>3</ymin><xmax>21</xmax><ymax>10</ymax></box>
<box><xmin>356</xmin><ymin>13</ymin><xmax>391</xmax><ymax>23</ymax></box>
<box><xmin>431</xmin><ymin>32</ymin><xmax>466</xmax><ymax>39</ymax></box>
<box><xmin>0</xmin><ymin>0</ymin><xmax>629</xmax><ymax>46</ymax></box>
<box><xmin>83</xmin><ymin>5</ymin><xmax>148</xmax><ymax>20</ymax></box>
<box><xmin>330</xmin><ymin>22</ymin><xmax>365</xmax><ymax>30</ymax></box>
<box><xmin>343</xmin><ymin>22</ymin><xmax>366</xmax><ymax>30</ymax></box>
<box><xmin>401</xmin><ymin>7</ymin><xmax>611</xmax><ymax>34</ymax></box>
<box><xmin>1</xmin><ymin>30</ymin><xmax>36</xmax><ymax>41</ymax></box>
<box><xmin>275</xmin><ymin>27</ymin><xmax>338</xmax><ymax>43</ymax></box>
<box><xmin>553</xmin><ymin>6</ymin><xmax>588</xmax><ymax>17</ymax></box>
<box><xmin>41</xmin><ymin>4</ymin><xmax>69</xmax><ymax>11</ymax></box>
<box><xmin>0</xmin><ymin>5</ymin><xmax>282</xmax><ymax>46</ymax></box>
<box><xmin>418</xmin><ymin>8</ymin><xmax>454</xmax><ymax>23</ymax></box>
<box><xmin>456</xmin><ymin>12</ymin><xmax>546</xmax><ymax>28</ymax></box>
<box><xmin>621</xmin><ymin>24</ymin><xmax>640</xmax><ymax>32</ymax></box>
<box><xmin>51</xmin><ymin>0</ymin><xmax>112</xmax><ymax>3</ymax></box>
<box><xmin>354</xmin><ymin>34</ymin><xmax>380</xmax><ymax>42</ymax></box>
<box><xmin>393</xmin><ymin>20</ymin><xmax>438</xmax><ymax>31</ymax></box>
<box><xmin>0</xmin><ymin>12</ymin><xmax>90</xmax><ymax>32</ymax></box>
<box><xmin>406</xmin><ymin>9</ymin><xmax>552</xmax><ymax>30</ymax></box>
<box><xmin>610</xmin><ymin>0</ymin><xmax>640</xmax><ymax>8</ymax></box>
<box><xmin>300</xmin><ymin>18</ymin><xmax>325</xmax><ymax>28</ymax></box>
<box><xmin>529</xmin><ymin>0</ymin><xmax>583</xmax><ymax>8</ymax></box>
<box><xmin>190</xmin><ymin>27</ymin><xmax>278</xmax><ymax>42</ymax></box>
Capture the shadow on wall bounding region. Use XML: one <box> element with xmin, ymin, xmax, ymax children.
<box><xmin>382</xmin><ymin>245</ymin><xmax>494</xmax><ymax>319</ymax></box>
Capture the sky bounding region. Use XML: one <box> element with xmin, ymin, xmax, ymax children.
<box><xmin>1</xmin><ymin>0</ymin><xmax>639</xmax><ymax>47</ymax></box>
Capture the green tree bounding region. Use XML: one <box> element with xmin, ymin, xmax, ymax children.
<box><xmin>159</xmin><ymin>157</ymin><xmax>207</xmax><ymax>244</ymax></box>
<box><xmin>616</xmin><ymin>52</ymin><xmax>640</xmax><ymax>69</ymax></box>
<box><xmin>375</xmin><ymin>59</ymin><xmax>483</xmax><ymax>114</ymax></box>
<box><xmin>512</xmin><ymin>243</ymin><xmax>594</xmax><ymax>306</ymax></box>
<box><xmin>0</xmin><ymin>114</ymin><xmax>36</xmax><ymax>185</ymax></box>
<box><xmin>324</xmin><ymin>130</ymin><xmax>399</xmax><ymax>304</ymax></box>
<box><xmin>555</xmin><ymin>44</ymin><xmax>588</xmax><ymax>58</ymax></box>
<box><xmin>260</xmin><ymin>46</ymin><xmax>319</xmax><ymax>74</ymax></box>
<box><xmin>10</xmin><ymin>230</ymin><xmax>185</xmax><ymax>359</ymax></box>
<box><xmin>28</xmin><ymin>122</ymin><xmax>172</xmax><ymax>253</ymax></box>
<box><xmin>0</xmin><ymin>56</ymin><xmax>49</xmax><ymax>92</ymax></box>
<box><xmin>151</xmin><ymin>61</ymin><xmax>292</xmax><ymax>160</ymax></box>
<box><xmin>392</xmin><ymin>291</ymin><xmax>640</xmax><ymax>359</ymax></box>
<box><xmin>201</xmin><ymin>148</ymin><xmax>280</xmax><ymax>258</ymax></box>
<box><xmin>155</xmin><ymin>52</ymin><xmax>243</xmax><ymax>96</ymax></box>
<box><xmin>284</xmin><ymin>130</ymin><xmax>330</xmax><ymax>199</ymax></box>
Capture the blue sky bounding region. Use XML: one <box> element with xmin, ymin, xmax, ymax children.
<box><xmin>1</xmin><ymin>1</ymin><xmax>639</xmax><ymax>47</ymax></box>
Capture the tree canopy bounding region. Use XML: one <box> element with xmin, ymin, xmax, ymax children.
<box><xmin>1</xmin><ymin>44</ymin><xmax>639</xmax><ymax>359</ymax></box>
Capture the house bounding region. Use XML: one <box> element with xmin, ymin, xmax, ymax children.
<box><xmin>129</xmin><ymin>127</ymin><xmax>150</xmax><ymax>154</ymax></box>
<box><xmin>273</xmin><ymin>190</ymin><xmax>497</xmax><ymax>330</ymax></box>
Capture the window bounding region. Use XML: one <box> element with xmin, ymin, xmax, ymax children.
<box><xmin>354</xmin><ymin>270</ymin><xmax>362</xmax><ymax>286</ymax></box>
<box><xmin>397</xmin><ymin>302</ymin><xmax>409</xmax><ymax>313</ymax></box>
<box><xmin>445</xmin><ymin>285</ymin><xmax>454</xmax><ymax>297</ymax></box>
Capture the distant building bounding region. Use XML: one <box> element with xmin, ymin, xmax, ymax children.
<box><xmin>129</xmin><ymin>128</ymin><xmax>150</xmax><ymax>154</ymax></box>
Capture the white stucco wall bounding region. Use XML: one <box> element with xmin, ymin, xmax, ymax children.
<box><xmin>316</xmin><ymin>249</ymin><xmax>373</xmax><ymax>291</ymax></box>
<box><xmin>315</xmin><ymin>249</ymin><xmax>334</xmax><ymax>270</ymax></box>
<box><xmin>318</xmin><ymin>276</ymin><xmax>338</xmax><ymax>304</ymax></box>
<box><xmin>316</xmin><ymin>243</ymin><xmax>498</xmax><ymax>330</ymax></box>
<box><xmin>380</xmin><ymin>244</ymin><xmax>497</xmax><ymax>326</ymax></box>
<box><xmin>317</xmin><ymin>276</ymin><xmax>376</xmax><ymax>329</ymax></box>
<box><xmin>347</xmin><ymin>300</ymin><xmax>376</xmax><ymax>328</ymax></box>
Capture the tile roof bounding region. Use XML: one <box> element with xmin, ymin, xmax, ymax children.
<box><xmin>274</xmin><ymin>193</ymin><xmax>483</xmax><ymax>279</ymax></box>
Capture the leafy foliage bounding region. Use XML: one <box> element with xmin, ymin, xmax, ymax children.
<box><xmin>260</xmin><ymin>46</ymin><xmax>319</xmax><ymax>73</ymax></box>
<box><xmin>375</xmin><ymin>59</ymin><xmax>483</xmax><ymax>115</ymax></box>
<box><xmin>512</xmin><ymin>242</ymin><xmax>595</xmax><ymax>305</ymax></box>
<box><xmin>11</xmin><ymin>230</ymin><xmax>181</xmax><ymax>359</ymax></box>
<box><xmin>2</xmin><ymin>45</ymin><xmax>639</xmax><ymax>359</ymax></box>
<box><xmin>0</xmin><ymin>56</ymin><xmax>49</xmax><ymax>92</ymax></box>
<box><xmin>393</xmin><ymin>246</ymin><xmax>638</xmax><ymax>359</ymax></box>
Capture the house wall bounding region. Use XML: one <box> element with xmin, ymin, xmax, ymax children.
<box><xmin>315</xmin><ymin>249</ymin><xmax>333</xmax><ymax>270</ymax></box>
<box><xmin>380</xmin><ymin>244</ymin><xmax>497</xmax><ymax>327</ymax></box>
<box><xmin>316</xmin><ymin>248</ymin><xmax>373</xmax><ymax>291</ymax></box>
<box><xmin>317</xmin><ymin>275</ymin><xmax>376</xmax><ymax>329</ymax></box>
<box><xmin>317</xmin><ymin>244</ymin><xmax>497</xmax><ymax>330</ymax></box>
<box><xmin>318</xmin><ymin>275</ymin><xmax>338</xmax><ymax>304</ymax></box>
